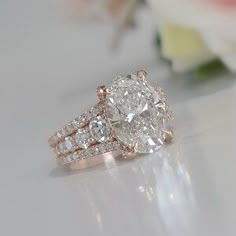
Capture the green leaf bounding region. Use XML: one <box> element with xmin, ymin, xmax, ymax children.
<box><xmin>195</xmin><ymin>59</ymin><xmax>227</xmax><ymax>80</ymax></box>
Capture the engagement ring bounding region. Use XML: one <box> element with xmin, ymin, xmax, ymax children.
<box><xmin>48</xmin><ymin>70</ymin><xmax>174</xmax><ymax>166</ymax></box>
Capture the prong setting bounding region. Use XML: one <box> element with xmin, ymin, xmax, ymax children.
<box><xmin>122</xmin><ymin>146</ymin><xmax>136</xmax><ymax>159</ymax></box>
<box><xmin>136</xmin><ymin>70</ymin><xmax>147</xmax><ymax>80</ymax></box>
<box><xmin>162</xmin><ymin>130</ymin><xmax>174</xmax><ymax>144</ymax></box>
<box><xmin>96</xmin><ymin>85</ymin><xmax>108</xmax><ymax>101</ymax></box>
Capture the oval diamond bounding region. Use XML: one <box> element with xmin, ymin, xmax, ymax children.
<box><xmin>106</xmin><ymin>75</ymin><xmax>166</xmax><ymax>153</ymax></box>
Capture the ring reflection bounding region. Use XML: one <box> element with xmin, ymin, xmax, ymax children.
<box><xmin>65</xmin><ymin>143</ymin><xmax>196</xmax><ymax>236</ymax></box>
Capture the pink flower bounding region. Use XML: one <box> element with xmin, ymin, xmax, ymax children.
<box><xmin>200</xmin><ymin>0</ymin><xmax>236</xmax><ymax>9</ymax></box>
<box><xmin>68</xmin><ymin>0</ymin><xmax>130</xmax><ymax>23</ymax></box>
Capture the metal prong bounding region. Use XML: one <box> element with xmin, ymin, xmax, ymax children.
<box><xmin>136</xmin><ymin>70</ymin><xmax>147</xmax><ymax>80</ymax></box>
<box><xmin>96</xmin><ymin>85</ymin><xmax>109</xmax><ymax>102</ymax></box>
<box><xmin>122</xmin><ymin>146</ymin><xmax>136</xmax><ymax>159</ymax></box>
<box><xmin>162</xmin><ymin>130</ymin><xmax>174</xmax><ymax>144</ymax></box>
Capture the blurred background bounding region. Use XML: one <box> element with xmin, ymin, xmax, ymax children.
<box><xmin>1</xmin><ymin>0</ymin><xmax>236</xmax><ymax>124</ymax></box>
<box><xmin>0</xmin><ymin>1</ymin><xmax>236</xmax><ymax>236</ymax></box>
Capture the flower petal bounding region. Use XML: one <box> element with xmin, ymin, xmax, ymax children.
<box><xmin>221</xmin><ymin>55</ymin><xmax>236</xmax><ymax>72</ymax></box>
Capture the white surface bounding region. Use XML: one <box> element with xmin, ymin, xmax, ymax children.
<box><xmin>0</xmin><ymin>1</ymin><xmax>236</xmax><ymax>236</ymax></box>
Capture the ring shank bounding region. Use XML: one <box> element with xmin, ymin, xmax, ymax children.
<box><xmin>48</xmin><ymin>103</ymin><xmax>120</xmax><ymax>166</ymax></box>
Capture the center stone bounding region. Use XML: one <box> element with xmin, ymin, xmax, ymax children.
<box><xmin>106</xmin><ymin>75</ymin><xmax>164</xmax><ymax>153</ymax></box>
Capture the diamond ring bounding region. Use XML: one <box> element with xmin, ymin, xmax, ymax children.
<box><xmin>48</xmin><ymin>70</ymin><xmax>174</xmax><ymax>166</ymax></box>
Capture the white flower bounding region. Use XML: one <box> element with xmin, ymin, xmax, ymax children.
<box><xmin>147</xmin><ymin>0</ymin><xmax>236</xmax><ymax>72</ymax></box>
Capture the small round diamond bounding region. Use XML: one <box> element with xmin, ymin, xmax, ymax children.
<box><xmin>64</xmin><ymin>137</ymin><xmax>74</xmax><ymax>152</ymax></box>
<box><xmin>66</xmin><ymin>156</ymin><xmax>72</xmax><ymax>163</ymax></box>
<box><xmin>56</xmin><ymin>130</ymin><xmax>64</xmax><ymax>138</ymax></box>
<box><xmin>54</xmin><ymin>146</ymin><xmax>61</xmax><ymax>155</ymax></box>
<box><xmin>75</xmin><ymin>129</ymin><xmax>91</xmax><ymax>149</ymax></box>
<box><xmin>89</xmin><ymin>117</ymin><xmax>110</xmax><ymax>142</ymax></box>
<box><xmin>58</xmin><ymin>142</ymin><xmax>65</xmax><ymax>154</ymax></box>
<box><xmin>70</xmin><ymin>153</ymin><xmax>77</xmax><ymax>161</ymax></box>
<box><xmin>66</xmin><ymin>123</ymin><xmax>74</xmax><ymax>133</ymax></box>
<box><xmin>72</xmin><ymin>119</ymin><xmax>81</xmax><ymax>128</ymax></box>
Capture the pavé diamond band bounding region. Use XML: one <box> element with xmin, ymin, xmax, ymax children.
<box><xmin>48</xmin><ymin>70</ymin><xmax>174</xmax><ymax>166</ymax></box>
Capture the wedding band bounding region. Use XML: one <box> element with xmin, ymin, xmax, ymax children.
<box><xmin>48</xmin><ymin>70</ymin><xmax>174</xmax><ymax>166</ymax></box>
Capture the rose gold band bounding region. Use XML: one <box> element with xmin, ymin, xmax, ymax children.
<box><xmin>56</xmin><ymin>141</ymin><xmax>121</xmax><ymax>165</ymax></box>
<box><xmin>48</xmin><ymin>103</ymin><xmax>120</xmax><ymax>165</ymax></box>
<box><xmin>48</xmin><ymin>103</ymin><xmax>103</xmax><ymax>147</ymax></box>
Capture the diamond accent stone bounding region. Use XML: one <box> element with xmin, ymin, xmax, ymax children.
<box><xmin>54</xmin><ymin>145</ymin><xmax>61</xmax><ymax>156</ymax></box>
<box><xmin>106</xmin><ymin>74</ymin><xmax>168</xmax><ymax>153</ymax></box>
<box><xmin>48</xmin><ymin>103</ymin><xmax>104</xmax><ymax>147</ymax></box>
<box><xmin>89</xmin><ymin>117</ymin><xmax>110</xmax><ymax>142</ymax></box>
<box><xmin>75</xmin><ymin>129</ymin><xmax>91</xmax><ymax>149</ymax></box>
<box><xmin>64</xmin><ymin>137</ymin><xmax>74</xmax><ymax>152</ymax></box>
<box><xmin>58</xmin><ymin>141</ymin><xmax>120</xmax><ymax>165</ymax></box>
<box><xmin>58</xmin><ymin>142</ymin><xmax>65</xmax><ymax>154</ymax></box>
<box><xmin>71</xmin><ymin>152</ymin><xmax>79</xmax><ymax>161</ymax></box>
<box><xmin>56</xmin><ymin>130</ymin><xmax>64</xmax><ymax>138</ymax></box>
